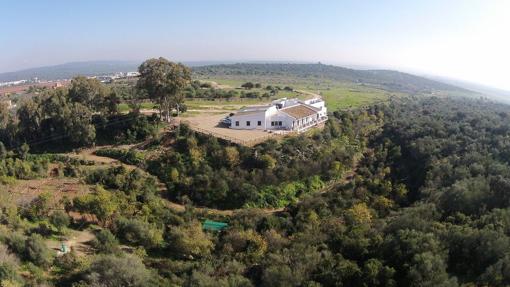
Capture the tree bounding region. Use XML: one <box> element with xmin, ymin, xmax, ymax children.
<box><xmin>93</xmin><ymin>229</ymin><xmax>120</xmax><ymax>254</ymax></box>
<box><xmin>114</xmin><ymin>217</ymin><xmax>163</xmax><ymax>249</ymax></box>
<box><xmin>0</xmin><ymin>244</ymin><xmax>22</xmax><ymax>285</ymax></box>
<box><xmin>346</xmin><ymin>203</ymin><xmax>373</xmax><ymax>225</ymax></box>
<box><xmin>241</xmin><ymin>82</ymin><xmax>254</xmax><ymax>90</ymax></box>
<box><xmin>68</xmin><ymin>76</ymin><xmax>108</xmax><ymax>112</ymax></box>
<box><xmin>137</xmin><ymin>57</ymin><xmax>191</xmax><ymax>121</ymax></box>
<box><xmin>17</xmin><ymin>98</ymin><xmax>42</xmax><ymax>144</ymax></box>
<box><xmin>104</xmin><ymin>90</ymin><xmax>120</xmax><ymax>115</ymax></box>
<box><xmin>66</xmin><ymin>103</ymin><xmax>96</xmax><ymax>146</ymax></box>
<box><xmin>167</xmin><ymin>221</ymin><xmax>213</xmax><ymax>258</ymax></box>
<box><xmin>24</xmin><ymin>234</ymin><xmax>52</xmax><ymax>267</ymax></box>
<box><xmin>80</xmin><ymin>254</ymin><xmax>156</xmax><ymax>287</ymax></box>
<box><xmin>222</xmin><ymin>229</ymin><xmax>267</xmax><ymax>260</ymax></box>
<box><xmin>50</xmin><ymin>211</ymin><xmax>70</xmax><ymax>233</ymax></box>
<box><xmin>0</xmin><ymin>141</ymin><xmax>6</xmax><ymax>159</ymax></box>
<box><xmin>23</xmin><ymin>192</ymin><xmax>52</xmax><ymax>221</ymax></box>
<box><xmin>224</xmin><ymin>146</ymin><xmax>240</xmax><ymax>167</ymax></box>
<box><xmin>0</xmin><ymin>101</ymin><xmax>9</xmax><ymax>129</ymax></box>
<box><xmin>259</xmin><ymin>154</ymin><xmax>276</xmax><ymax>170</ymax></box>
<box><xmin>73</xmin><ymin>186</ymin><xmax>119</xmax><ymax>226</ymax></box>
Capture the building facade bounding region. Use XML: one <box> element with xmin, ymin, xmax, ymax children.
<box><xmin>229</xmin><ymin>98</ymin><xmax>328</xmax><ymax>132</ymax></box>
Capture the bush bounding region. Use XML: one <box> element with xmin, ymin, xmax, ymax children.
<box><xmin>94</xmin><ymin>113</ymin><xmax>158</xmax><ymax>145</ymax></box>
<box><xmin>79</xmin><ymin>254</ymin><xmax>157</xmax><ymax>287</ymax></box>
<box><xmin>22</xmin><ymin>192</ymin><xmax>52</xmax><ymax>221</ymax></box>
<box><xmin>24</xmin><ymin>234</ymin><xmax>52</xmax><ymax>267</ymax></box>
<box><xmin>95</xmin><ymin>148</ymin><xmax>145</xmax><ymax>166</ymax></box>
<box><xmin>93</xmin><ymin>229</ymin><xmax>120</xmax><ymax>254</ymax></box>
<box><xmin>114</xmin><ymin>217</ymin><xmax>163</xmax><ymax>249</ymax></box>
<box><xmin>4</xmin><ymin>232</ymin><xmax>26</xmax><ymax>257</ymax></box>
<box><xmin>54</xmin><ymin>251</ymin><xmax>81</xmax><ymax>274</ymax></box>
<box><xmin>167</xmin><ymin>221</ymin><xmax>213</xmax><ymax>258</ymax></box>
<box><xmin>50</xmin><ymin>211</ymin><xmax>71</xmax><ymax>233</ymax></box>
<box><xmin>0</xmin><ymin>244</ymin><xmax>22</xmax><ymax>284</ymax></box>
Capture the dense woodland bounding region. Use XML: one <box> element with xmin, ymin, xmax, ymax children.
<box><xmin>1</xmin><ymin>96</ymin><xmax>510</xmax><ymax>286</ymax></box>
<box><xmin>0</xmin><ymin>76</ymin><xmax>158</xmax><ymax>152</ymax></box>
<box><xmin>1</xmin><ymin>59</ymin><xmax>510</xmax><ymax>286</ymax></box>
<box><xmin>141</xmin><ymin>114</ymin><xmax>368</xmax><ymax>208</ymax></box>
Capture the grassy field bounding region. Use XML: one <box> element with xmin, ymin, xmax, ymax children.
<box><xmin>118</xmin><ymin>75</ymin><xmax>406</xmax><ymax>114</ymax></box>
<box><xmin>319</xmin><ymin>84</ymin><xmax>405</xmax><ymax>110</ymax></box>
<box><xmin>198</xmin><ymin>76</ymin><xmax>404</xmax><ymax>111</ymax></box>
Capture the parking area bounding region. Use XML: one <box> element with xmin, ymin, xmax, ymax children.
<box><xmin>178</xmin><ymin>113</ymin><xmax>281</xmax><ymax>146</ymax></box>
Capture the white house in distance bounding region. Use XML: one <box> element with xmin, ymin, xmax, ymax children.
<box><xmin>229</xmin><ymin>97</ymin><xmax>328</xmax><ymax>132</ymax></box>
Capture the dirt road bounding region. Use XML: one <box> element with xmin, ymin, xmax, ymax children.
<box><xmin>46</xmin><ymin>229</ymin><xmax>95</xmax><ymax>256</ymax></box>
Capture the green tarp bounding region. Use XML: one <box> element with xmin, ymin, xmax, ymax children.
<box><xmin>202</xmin><ymin>220</ymin><xmax>228</xmax><ymax>231</ymax></box>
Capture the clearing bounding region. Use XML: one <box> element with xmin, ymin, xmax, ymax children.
<box><xmin>46</xmin><ymin>229</ymin><xmax>95</xmax><ymax>256</ymax></box>
<box><xmin>3</xmin><ymin>177</ymin><xmax>90</xmax><ymax>206</ymax></box>
<box><xmin>178</xmin><ymin>113</ymin><xmax>280</xmax><ymax>146</ymax></box>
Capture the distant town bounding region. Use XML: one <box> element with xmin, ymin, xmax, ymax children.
<box><xmin>0</xmin><ymin>71</ymin><xmax>140</xmax><ymax>110</ymax></box>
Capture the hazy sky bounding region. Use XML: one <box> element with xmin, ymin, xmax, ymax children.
<box><xmin>1</xmin><ymin>0</ymin><xmax>509</xmax><ymax>90</ymax></box>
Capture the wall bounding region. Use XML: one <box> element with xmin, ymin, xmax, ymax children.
<box><xmin>230</xmin><ymin>111</ymin><xmax>266</xmax><ymax>130</ymax></box>
<box><xmin>268</xmin><ymin>112</ymin><xmax>295</xmax><ymax>130</ymax></box>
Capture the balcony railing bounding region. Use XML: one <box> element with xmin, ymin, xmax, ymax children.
<box><xmin>293</xmin><ymin>116</ymin><xmax>328</xmax><ymax>133</ymax></box>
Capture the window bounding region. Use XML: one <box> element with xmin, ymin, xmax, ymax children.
<box><xmin>258</xmin><ymin>121</ymin><xmax>262</xmax><ymax>126</ymax></box>
<box><xmin>271</xmin><ymin>121</ymin><xmax>274</xmax><ymax>126</ymax></box>
<box><xmin>278</xmin><ymin>121</ymin><xmax>282</xmax><ymax>126</ymax></box>
<box><xmin>246</xmin><ymin>121</ymin><xmax>250</xmax><ymax>126</ymax></box>
<box><xmin>235</xmin><ymin>121</ymin><xmax>239</xmax><ymax>126</ymax></box>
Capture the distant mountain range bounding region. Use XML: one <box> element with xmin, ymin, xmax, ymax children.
<box><xmin>2</xmin><ymin>60</ymin><xmax>503</xmax><ymax>99</ymax></box>
<box><xmin>426</xmin><ymin>75</ymin><xmax>510</xmax><ymax>104</ymax></box>
<box><xmin>0</xmin><ymin>61</ymin><xmax>140</xmax><ymax>82</ymax></box>
<box><xmin>0</xmin><ymin>60</ymin><xmax>230</xmax><ymax>82</ymax></box>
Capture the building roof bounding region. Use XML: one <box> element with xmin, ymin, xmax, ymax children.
<box><xmin>280</xmin><ymin>104</ymin><xmax>319</xmax><ymax>119</ymax></box>
<box><xmin>233</xmin><ymin>105</ymin><xmax>272</xmax><ymax>116</ymax></box>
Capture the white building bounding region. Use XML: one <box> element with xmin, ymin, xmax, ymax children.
<box><xmin>229</xmin><ymin>98</ymin><xmax>328</xmax><ymax>132</ymax></box>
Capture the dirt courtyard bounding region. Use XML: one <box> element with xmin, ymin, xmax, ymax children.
<box><xmin>179</xmin><ymin>113</ymin><xmax>281</xmax><ymax>146</ymax></box>
<box><xmin>2</xmin><ymin>177</ymin><xmax>90</xmax><ymax>206</ymax></box>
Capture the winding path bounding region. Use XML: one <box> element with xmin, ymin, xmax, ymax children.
<box><xmin>65</xmin><ymin>145</ymin><xmax>361</xmax><ymax>217</ymax></box>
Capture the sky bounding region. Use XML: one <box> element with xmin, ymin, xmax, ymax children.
<box><xmin>1</xmin><ymin>0</ymin><xmax>509</xmax><ymax>90</ymax></box>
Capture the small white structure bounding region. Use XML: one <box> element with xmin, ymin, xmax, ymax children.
<box><xmin>229</xmin><ymin>97</ymin><xmax>328</xmax><ymax>132</ymax></box>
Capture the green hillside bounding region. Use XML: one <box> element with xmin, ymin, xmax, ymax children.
<box><xmin>193</xmin><ymin>63</ymin><xmax>476</xmax><ymax>95</ymax></box>
<box><xmin>193</xmin><ymin>63</ymin><xmax>479</xmax><ymax>109</ymax></box>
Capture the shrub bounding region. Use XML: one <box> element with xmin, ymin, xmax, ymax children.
<box><xmin>167</xmin><ymin>221</ymin><xmax>213</xmax><ymax>258</ymax></box>
<box><xmin>22</xmin><ymin>192</ymin><xmax>52</xmax><ymax>221</ymax></box>
<box><xmin>114</xmin><ymin>217</ymin><xmax>163</xmax><ymax>249</ymax></box>
<box><xmin>54</xmin><ymin>250</ymin><xmax>81</xmax><ymax>274</ymax></box>
<box><xmin>24</xmin><ymin>234</ymin><xmax>52</xmax><ymax>267</ymax></box>
<box><xmin>93</xmin><ymin>229</ymin><xmax>120</xmax><ymax>254</ymax></box>
<box><xmin>95</xmin><ymin>148</ymin><xmax>144</xmax><ymax>166</ymax></box>
<box><xmin>0</xmin><ymin>244</ymin><xmax>22</xmax><ymax>284</ymax></box>
<box><xmin>79</xmin><ymin>254</ymin><xmax>157</xmax><ymax>287</ymax></box>
<box><xmin>4</xmin><ymin>232</ymin><xmax>26</xmax><ymax>257</ymax></box>
<box><xmin>50</xmin><ymin>211</ymin><xmax>71</xmax><ymax>233</ymax></box>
